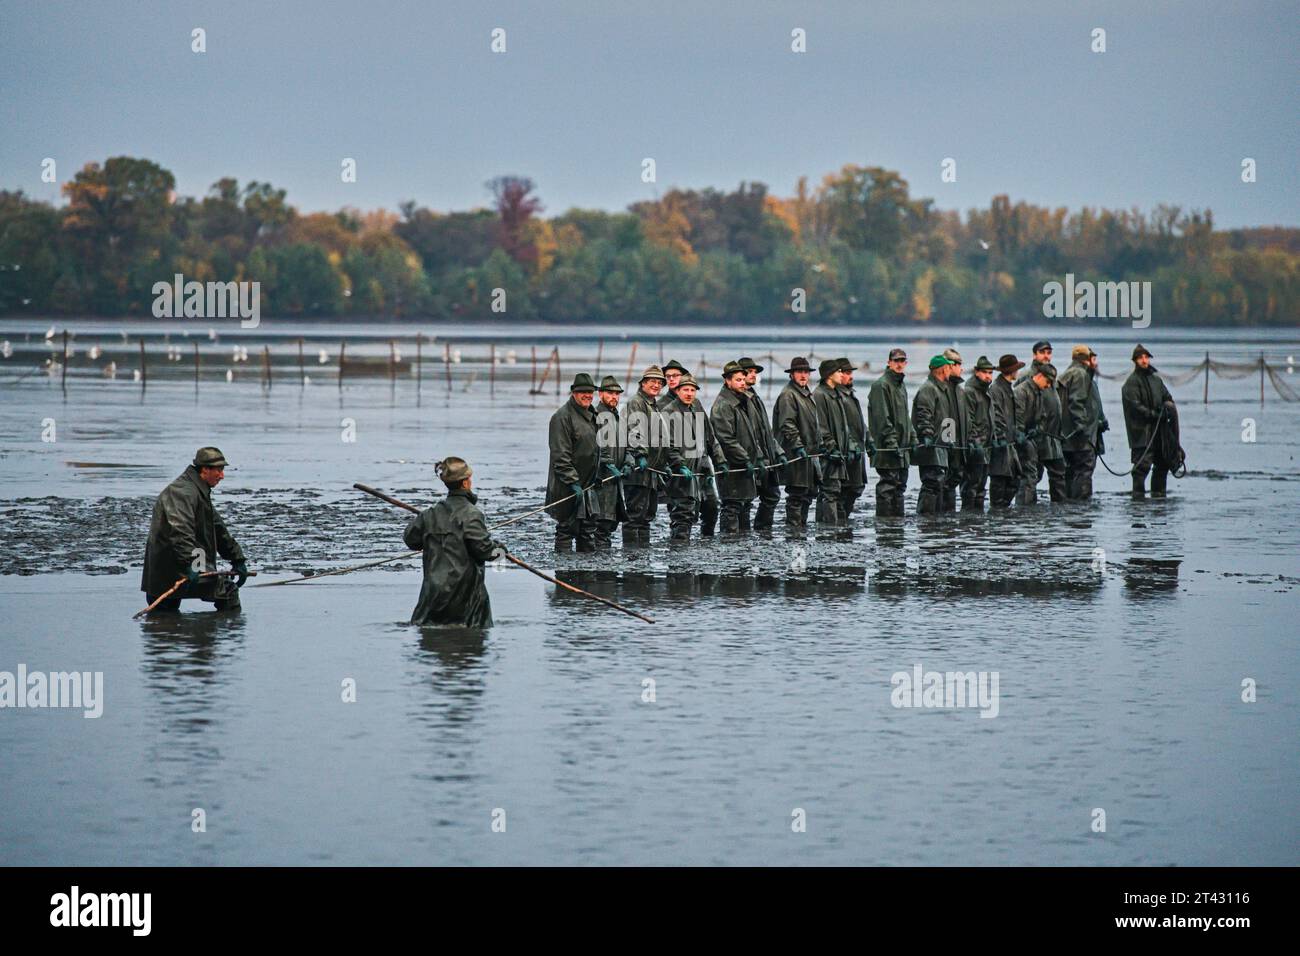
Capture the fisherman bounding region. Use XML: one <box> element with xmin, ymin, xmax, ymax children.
<box><xmin>740</xmin><ymin>356</ymin><xmax>785</xmax><ymax>531</ymax></box>
<box><xmin>1057</xmin><ymin>345</ymin><xmax>1107</xmax><ymax>500</ymax></box>
<box><xmin>1032</xmin><ymin>363</ymin><xmax>1067</xmax><ymax>502</ymax></box>
<box><xmin>912</xmin><ymin>355</ymin><xmax>955</xmax><ymax>515</ymax></box>
<box><xmin>867</xmin><ymin>348</ymin><xmax>913</xmax><ymax>517</ymax></box>
<box><xmin>940</xmin><ymin>348</ymin><xmax>969</xmax><ymax>513</ymax></box>
<box><xmin>1122</xmin><ymin>344</ymin><xmax>1178</xmax><ymax>498</ymax></box>
<box><xmin>836</xmin><ymin>357</ymin><xmax>870</xmax><ymax>523</ymax></box>
<box><xmin>663</xmin><ymin>359</ymin><xmax>688</xmax><ymax>396</ymax></box>
<box><xmin>404</xmin><ymin>457</ymin><xmax>504</xmax><ymax>627</ymax></box>
<box><xmin>622</xmin><ymin>365</ymin><xmax>682</xmax><ymax>544</ymax></box>
<box><xmin>1013</xmin><ymin>363</ymin><xmax>1052</xmax><ymax>505</ymax></box>
<box><xmin>988</xmin><ymin>354</ymin><xmax>1024</xmax><ymax>509</ymax></box>
<box><xmin>961</xmin><ymin>355</ymin><xmax>996</xmax><ymax>511</ymax></box>
<box><xmin>772</xmin><ymin>356</ymin><xmax>828</xmax><ymax>532</ymax></box>
<box><xmin>710</xmin><ymin>360</ymin><xmax>762</xmax><ymax>534</ymax></box>
<box><xmin>813</xmin><ymin>359</ymin><xmax>850</xmax><ymax>527</ymax></box>
<box><xmin>664</xmin><ymin>372</ymin><xmax>727</xmax><ymax>541</ymax></box>
<box><xmin>141</xmin><ymin>446</ymin><xmax>249</xmax><ymax>613</ymax></box>
<box><xmin>593</xmin><ymin>375</ymin><xmax>632</xmax><ymax>547</ymax></box>
<box><xmin>1019</xmin><ymin>340</ymin><xmax>1054</xmax><ymax>382</ymax></box>
<box><xmin>545</xmin><ymin>373</ymin><xmax>604</xmax><ymax>552</ymax></box>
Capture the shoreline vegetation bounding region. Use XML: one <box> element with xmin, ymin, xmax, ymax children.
<box><xmin>1</xmin><ymin>157</ymin><xmax>1296</xmax><ymax>327</ymax></box>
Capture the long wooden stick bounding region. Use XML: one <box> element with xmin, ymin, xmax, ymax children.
<box><xmin>352</xmin><ymin>483</ymin><xmax>654</xmax><ymax>623</ymax></box>
<box><xmin>251</xmin><ymin>549</ymin><xmax>416</xmax><ymax>587</ymax></box>
<box><xmin>132</xmin><ymin>569</ymin><xmax>256</xmax><ymax>618</ymax></box>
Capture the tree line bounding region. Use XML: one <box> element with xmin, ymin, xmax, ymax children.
<box><xmin>0</xmin><ymin>156</ymin><xmax>1295</xmax><ymax>326</ymax></box>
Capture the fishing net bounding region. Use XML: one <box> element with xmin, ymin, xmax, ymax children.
<box><xmin>1207</xmin><ymin>359</ymin><xmax>1262</xmax><ymax>380</ymax></box>
<box><xmin>1265</xmin><ymin>364</ymin><xmax>1300</xmax><ymax>402</ymax></box>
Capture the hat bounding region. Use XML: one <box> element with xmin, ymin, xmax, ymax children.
<box><xmin>1132</xmin><ymin>344</ymin><xmax>1152</xmax><ymax>361</ymax></box>
<box><xmin>1071</xmin><ymin>344</ymin><xmax>1090</xmax><ymax>362</ymax></box>
<box><xmin>835</xmin><ymin>356</ymin><xmax>854</xmax><ymax>373</ymax></box>
<box><xmin>1088</xmin><ymin>347</ymin><xmax>1098</xmax><ymax>358</ymax></box>
<box><xmin>662</xmin><ymin>359</ymin><xmax>687</xmax><ymax>374</ymax></box>
<box><xmin>721</xmin><ymin>360</ymin><xmax>747</xmax><ymax>379</ymax></box>
<box><xmin>997</xmin><ymin>354</ymin><xmax>1025</xmax><ymax>374</ymax></box>
<box><xmin>640</xmin><ymin>364</ymin><xmax>667</xmax><ymax>383</ymax></box>
<box><xmin>1037</xmin><ymin>363</ymin><xmax>1058</xmax><ymax>383</ymax></box>
<box><xmin>784</xmin><ymin>356</ymin><xmax>813</xmax><ymax>374</ymax></box>
<box><xmin>888</xmin><ymin>348</ymin><xmax>908</xmax><ymax>362</ymax></box>
<box><xmin>677</xmin><ymin>373</ymin><xmax>699</xmax><ymax>389</ymax></box>
<box><xmin>193</xmin><ymin>446</ymin><xmax>229</xmax><ymax>468</ymax></box>
<box><xmin>818</xmin><ymin>358</ymin><xmax>840</xmax><ymax>380</ymax></box>
<box><xmin>738</xmin><ymin>356</ymin><xmax>764</xmax><ymax>373</ymax></box>
<box><xmin>942</xmin><ymin>348</ymin><xmax>962</xmax><ymax>364</ymax></box>
<box><xmin>598</xmin><ymin>375</ymin><xmax>623</xmax><ymax>393</ymax></box>
<box><xmin>1032</xmin><ymin>340</ymin><xmax>1053</xmax><ymax>353</ymax></box>
<box><xmin>974</xmin><ymin>355</ymin><xmax>995</xmax><ymax>372</ymax></box>
<box><xmin>569</xmin><ymin>372</ymin><xmax>596</xmax><ymax>392</ymax></box>
<box><xmin>435</xmin><ymin>457</ymin><xmax>472</xmax><ymax>484</ymax></box>
<box><xmin>928</xmin><ymin>355</ymin><xmax>952</xmax><ymax>370</ymax></box>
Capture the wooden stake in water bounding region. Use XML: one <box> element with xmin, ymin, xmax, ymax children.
<box><xmin>1203</xmin><ymin>351</ymin><xmax>1209</xmax><ymax>404</ymax></box>
<box><xmin>263</xmin><ymin>344</ymin><xmax>271</xmax><ymax>389</ymax></box>
<box><xmin>556</xmin><ymin>345</ymin><xmax>562</xmax><ymax>395</ymax></box>
<box><xmin>531</xmin><ymin>345</ymin><xmax>537</xmax><ymax>392</ymax></box>
<box><xmin>388</xmin><ymin>339</ymin><xmax>396</xmax><ymax>383</ymax></box>
<box><xmin>61</xmin><ymin>330</ymin><xmax>67</xmax><ymax>393</ymax></box>
<box><xmin>626</xmin><ymin>342</ymin><xmax>638</xmax><ymax>388</ymax></box>
<box><xmin>194</xmin><ymin>341</ymin><xmax>200</xmax><ymax>393</ymax></box>
<box><xmin>338</xmin><ymin>341</ymin><xmax>346</xmax><ymax>390</ymax></box>
<box><xmin>444</xmin><ymin>341</ymin><xmax>452</xmax><ymax>392</ymax></box>
<box><xmin>298</xmin><ymin>337</ymin><xmax>305</xmax><ymax>387</ymax></box>
<box><xmin>140</xmin><ymin>340</ymin><xmax>147</xmax><ymax>392</ymax></box>
<box><xmin>595</xmin><ymin>338</ymin><xmax>603</xmax><ymax>379</ymax></box>
<box><xmin>416</xmin><ymin>334</ymin><xmax>422</xmax><ymax>394</ymax></box>
<box><xmin>490</xmin><ymin>343</ymin><xmax>496</xmax><ymax>396</ymax></box>
<box><xmin>1260</xmin><ymin>352</ymin><xmax>1265</xmax><ymax>405</ymax></box>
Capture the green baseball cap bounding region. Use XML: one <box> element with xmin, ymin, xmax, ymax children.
<box><xmin>928</xmin><ymin>355</ymin><xmax>953</xmax><ymax>369</ymax></box>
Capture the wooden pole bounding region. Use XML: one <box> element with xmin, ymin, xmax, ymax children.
<box><xmin>766</xmin><ymin>350</ymin><xmax>775</xmax><ymax>399</ymax></box>
<box><xmin>263</xmin><ymin>344</ymin><xmax>271</xmax><ymax>389</ymax></box>
<box><xmin>140</xmin><ymin>340</ymin><xmax>147</xmax><ymax>392</ymax></box>
<box><xmin>489</xmin><ymin>343</ymin><xmax>496</xmax><ymax>396</ymax></box>
<box><xmin>61</xmin><ymin>330</ymin><xmax>67</xmax><ymax>393</ymax></box>
<box><xmin>388</xmin><ymin>339</ymin><xmax>396</xmax><ymax>383</ymax></box>
<box><xmin>1203</xmin><ymin>351</ymin><xmax>1209</xmax><ymax>404</ymax></box>
<box><xmin>1260</xmin><ymin>352</ymin><xmax>1265</xmax><ymax>405</ymax></box>
<box><xmin>595</xmin><ymin>338</ymin><xmax>603</xmax><ymax>379</ymax></box>
<box><xmin>338</xmin><ymin>341</ymin><xmax>346</xmax><ymax>390</ymax></box>
<box><xmin>659</xmin><ymin>340</ymin><xmax>664</xmax><ymax>365</ymax></box>
<box><xmin>194</xmin><ymin>341</ymin><xmax>200</xmax><ymax>393</ymax></box>
<box><xmin>531</xmin><ymin>345</ymin><xmax>537</xmax><ymax>392</ymax></box>
<box><xmin>555</xmin><ymin>346</ymin><xmax>561</xmax><ymax>395</ymax></box>
<box><xmin>298</xmin><ymin>338</ymin><xmax>304</xmax><ymax>386</ymax></box>
<box><xmin>416</xmin><ymin>334</ymin><xmax>422</xmax><ymax>394</ymax></box>
<box><xmin>625</xmin><ymin>342</ymin><xmax>638</xmax><ymax>389</ymax></box>
<box><xmin>444</xmin><ymin>342</ymin><xmax>452</xmax><ymax>392</ymax></box>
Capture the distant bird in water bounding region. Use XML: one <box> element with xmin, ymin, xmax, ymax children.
<box><xmin>979</xmin><ymin>239</ymin><xmax>990</xmax><ymax>250</ymax></box>
<box><xmin>226</xmin><ymin>369</ymin><xmax>234</xmax><ymax>383</ymax></box>
<box><xmin>1</xmin><ymin>341</ymin><xmax>11</xmax><ymax>359</ymax></box>
<box><xmin>318</xmin><ymin>349</ymin><xmax>329</xmax><ymax>364</ymax></box>
<box><xmin>44</xmin><ymin>326</ymin><xmax>55</xmax><ymax>340</ymax></box>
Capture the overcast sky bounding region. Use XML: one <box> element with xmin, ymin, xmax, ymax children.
<box><xmin>2</xmin><ymin>0</ymin><xmax>1296</xmax><ymax>227</ymax></box>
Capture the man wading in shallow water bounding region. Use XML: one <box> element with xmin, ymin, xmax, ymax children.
<box><xmin>404</xmin><ymin>457</ymin><xmax>505</xmax><ymax>628</ymax></box>
<box><xmin>141</xmin><ymin>446</ymin><xmax>248</xmax><ymax>613</ymax></box>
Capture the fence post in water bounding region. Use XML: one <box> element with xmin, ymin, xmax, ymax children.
<box><xmin>556</xmin><ymin>346</ymin><xmax>562</xmax><ymax>396</ymax></box>
<box><xmin>415</xmin><ymin>334</ymin><xmax>422</xmax><ymax>394</ymax></box>
<box><xmin>766</xmin><ymin>350</ymin><xmax>775</xmax><ymax>399</ymax></box>
<box><xmin>388</xmin><ymin>339</ymin><xmax>396</xmax><ymax>383</ymax></box>
<box><xmin>659</xmin><ymin>340</ymin><xmax>664</xmax><ymax>365</ymax></box>
<box><xmin>699</xmin><ymin>355</ymin><xmax>707</xmax><ymax>399</ymax></box>
<box><xmin>626</xmin><ymin>342</ymin><xmax>638</xmax><ymax>387</ymax></box>
<box><xmin>489</xmin><ymin>343</ymin><xmax>496</xmax><ymax>396</ymax></box>
<box><xmin>263</xmin><ymin>344</ymin><xmax>271</xmax><ymax>389</ymax></box>
<box><xmin>595</xmin><ymin>338</ymin><xmax>603</xmax><ymax>379</ymax></box>
<box><xmin>298</xmin><ymin>337</ymin><xmax>305</xmax><ymax>387</ymax></box>
<box><xmin>140</xmin><ymin>340</ymin><xmax>147</xmax><ymax>392</ymax></box>
<box><xmin>61</xmin><ymin>330</ymin><xmax>67</xmax><ymax>393</ymax></box>
<box><xmin>444</xmin><ymin>342</ymin><xmax>452</xmax><ymax>392</ymax></box>
<box><xmin>1260</xmin><ymin>353</ymin><xmax>1265</xmax><ymax>405</ymax></box>
<box><xmin>530</xmin><ymin>345</ymin><xmax>537</xmax><ymax>392</ymax></box>
<box><xmin>1203</xmin><ymin>351</ymin><xmax>1209</xmax><ymax>404</ymax></box>
<box><xmin>194</xmin><ymin>341</ymin><xmax>200</xmax><ymax>393</ymax></box>
<box><xmin>338</xmin><ymin>341</ymin><xmax>346</xmax><ymax>390</ymax></box>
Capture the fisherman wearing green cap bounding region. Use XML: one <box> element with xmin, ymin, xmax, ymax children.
<box><xmin>404</xmin><ymin>456</ymin><xmax>504</xmax><ymax>627</ymax></box>
<box><xmin>623</xmin><ymin>365</ymin><xmax>683</xmax><ymax>544</ymax></box>
<box><xmin>772</xmin><ymin>356</ymin><xmax>828</xmax><ymax>531</ymax></box>
<box><xmin>663</xmin><ymin>372</ymin><xmax>727</xmax><ymax>541</ymax></box>
<box><xmin>141</xmin><ymin>446</ymin><xmax>248</xmax><ymax>613</ymax></box>
<box><xmin>813</xmin><ymin>359</ymin><xmax>851</xmax><ymax>527</ymax></box>
<box><xmin>593</xmin><ymin>375</ymin><xmax>632</xmax><ymax>548</ymax></box>
<box><xmin>989</xmin><ymin>355</ymin><xmax>1025</xmax><ymax>508</ymax></box>
<box><xmin>545</xmin><ymin>373</ymin><xmax>603</xmax><ymax>552</ymax></box>
<box><xmin>836</xmin><ymin>358</ymin><xmax>869</xmax><ymax>523</ymax></box>
<box><xmin>710</xmin><ymin>360</ymin><xmax>763</xmax><ymax>534</ymax></box>
<box><xmin>961</xmin><ymin>356</ymin><xmax>996</xmax><ymax>510</ymax></box>
<box><xmin>912</xmin><ymin>356</ymin><xmax>956</xmax><ymax>514</ymax></box>
<box><xmin>867</xmin><ymin>348</ymin><xmax>913</xmax><ymax>517</ymax></box>
<box><xmin>1013</xmin><ymin>363</ymin><xmax>1053</xmax><ymax>505</ymax></box>
<box><xmin>940</xmin><ymin>348</ymin><xmax>969</xmax><ymax>513</ymax></box>
<box><xmin>740</xmin><ymin>357</ymin><xmax>785</xmax><ymax>531</ymax></box>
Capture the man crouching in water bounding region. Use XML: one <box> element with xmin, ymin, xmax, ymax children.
<box><xmin>404</xmin><ymin>457</ymin><xmax>506</xmax><ymax>628</ymax></box>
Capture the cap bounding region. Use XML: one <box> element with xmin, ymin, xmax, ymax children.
<box><xmin>662</xmin><ymin>359</ymin><xmax>687</xmax><ymax>374</ymax></box>
<box><xmin>435</xmin><ymin>456</ymin><xmax>472</xmax><ymax>484</ymax></box>
<box><xmin>677</xmin><ymin>373</ymin><xmax>699</xmax><ymax>390</ymax></box>
<box><xmin>738</xmin><ymin>356</ymin><xmax>765</xmax><ymax>373</ymax></box>
<box><xmin>998</xmin><ymin>354</ymin><xmax>1025</xmax><ymax>374</ymax></box>
<box><xmin>639</xmin><ymin>364</ymin><xmax>667</xmax><ymax>383</ymax></box>
<box><xmin>1037</xmin><ymin>363</ymin><xmax>1058</xmax><ymax>383</ymax></box>
<box><xmin>193</xmin><ymin>446</ymin><xmax>229</xmax><ymax>468</ymax></box>
<box><xmin>1088</xmin><ymin>347</ymin><xmax>1099</xmax><ymax>359</ymax></box>
<box><xmin>569</xmin><ymin>372</ymin><xmax>596</xmax><ymax>392</ymax></box>
<box><xmin>1032</xmin><ymin>340</ymin><xmax>1053</xmax><ymax>353</ymax></box>
<box><xmin>942</xmin><ymin>348</ymin><xmax>962</xmax><ymax>364</ymax></box>
<box><xmin>974</xmin><ymin>355</ymin><xmax>995</xmax><ymax>372</ymax></box>
<box><xmin>818</xmin><ymin>358</ymin><xmax>840</xmax><ymax>380</ymax></box>
<box><xmin>1132</xmin><ymin>344</ymin><xmax>1152</xmax><ymax>361</ymax></box>
<box><xmin>888</xmin><ymin>348</ymin><xmax>908</xmax><ymax>362</ymax></box>
<box><xmin>598</xmin><ymin>375</ymin><xmax>623</xmax><ymax>393</ymax></box>
<box><xmin>721</xmin><ymin>360</ymin><xmax>747</xmax><ymax>379</ymax></box>
<box><xmin>928</xmin><ymin>355</ymin><xmax>953</xmax><ymax>370</ymax></box>
<box><xmin>1071</xmin><ymin>344</ymin><xmax>1090</xmax><ymax>362</ymax></box>
<box><xmin>784</xmin><ymin>356</ymin><xmax>813</xmax><ymax>374</ymax></box>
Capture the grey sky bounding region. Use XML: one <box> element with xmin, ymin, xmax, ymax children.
<box><xmin>2</xmin><ymin>0</ymin><xmax>1296</xmax><ymax>227</ymax></box>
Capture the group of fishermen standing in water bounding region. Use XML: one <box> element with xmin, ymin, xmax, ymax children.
<box><xmin>543</xmin><ymin>340</ymin><xmax>1182</xmax><ymax>550</ymax></box>
<box><xmin>138</xmin><ymin>339</ymin><xmax>1181</xmax><ymax>626</ymax></box>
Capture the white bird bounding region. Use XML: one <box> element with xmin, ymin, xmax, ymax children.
<box><xmin>44</xmin><ymin>326</ymin><xmax>55</xmax><ymax>340</ymax></box>
<box><xmin>0</xmin><ymin>341</ymin><xmax>10</xmax><ymax>359</ymax></box>
<box><xmin>979</xmin><ymin>239</ymin><xmax>990</xmax><ymax>250</ymax></box>
<box><xmin>119</xmin><ymin>330</ymin><xmax>129</xmax><ymax>342</ymax></box>
<box><xmin>393</xmin><ymin>346</ymin><xmax>403</xmax><ymax>362</ymax></box>
<box><xmin>209</xmin><ymin>328</ymin><xmax>217</xmax><ymax>341</ymax></box>
<box><xmin>452</xmin><ymin>349</ymin><xmax>462</xmax><ymax>364</ymax></box>
<box><xmin>303</xmin><ymin>374</ymin><xmax>311</xmax><ymax>385</ymax></box>
<box><xmin>506</xmin><ymin>350</ymin><xmax>517</xmax><ymax>365</ymax></box>
<box><xmin>318</xmin><ymin>349</ymin><xmax>329</xmax><ymax>364</ymax></box>
<box><xmin>89</xmin><ymin>345</ymin><xmax>102</xmax><ymax>360</ymax></box>
<box><xmin>132</xmin><ymin>369</ymin><xmax>141</xmax><ymax>382</ymax></box>
<box><xmin>226</xmin><ymin>369</ymin><xmax>234</xmax><ymax>382</ymax></box>
<box><xmin>103</xmin><ymin>361</ymin><xmax>117</xmax><ymax>379</ymax></box>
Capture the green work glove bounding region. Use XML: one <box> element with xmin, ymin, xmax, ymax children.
<box><xmin>185</xmin><ymin>566</ymin><xmax>202</xmax><ymax>587</ymax></box>
<box><xmin>777</xmin><ymin>453</ymin><xmax>789</xmax><ymax>466</ymax></box>
<box><xmin>922</xmin><ymin>436</ymin><xmax>934</xmax><ymax>447</ymax></box>
<box><xmin>745</xmin><ymin>460</ymin><xmax>757</xmax><ymax>477</ymax></box>
<box><xmin>604</xmin><ymin>463</ymin><xmax>622</xmax><ymax>479</ymax></box>
<box><xmin>621</xmin><ymin>463</ymin><xmax>633</xmax><ymax>477</ymax></box>
<box><xmin>679</xmin><ymin>465</ymin><xmax>695</xmax><ymax>479</ymax></box>
<box><xmin>233</xmin><ymin>559</ymin><xmax>249</xmax><ymax>589</ymax></box>
<box><xmin>794</xmin><ymin>446</ymin><xmax>808</xmax><ymax>459</ymax></box>
<box><xmin>489</xmin><ymin>544</ymin><xmax>507</xmax><ymax>562</ymax></box>
<box><xmin>568</xmin><ymin>483</ymin><xmax>583</xmax><ymax>499</ymax></box>
<box><xmin>636</xmin><ymin>455</ymin><xmax>649</xmax><ymax>470</ymax></box>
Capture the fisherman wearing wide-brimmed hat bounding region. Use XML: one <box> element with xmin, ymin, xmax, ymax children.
<box><xmin>867</xmin><ymin>348</ymin><xmax>914</xmax><ymax>517</ymax></box>
<box><xmin>404</xmin><ymin>456</ymin><xmax>505</xmax><ymax>627</ymax></box>
<box><xmin>661</xmin><ymin>372</ymin><xmax>727</xmax><ymax>541</ymax></box>
<box><xmin>835</xmin><ymin>357</ymin><xmax>870</xmax><ymax>524</ymax></box>
<box><xmin>812</xmin><ymin>359</ymin><xmax>852</xmax><ymax>526</ymax></box>
<box><xmin>709</xmin><ymin>360</ymin><xmax>763</xmax><ymax>534</ymax></box>
<box><xmin>988</xmin><ymin>355</ymin><xmax>1025</xmax><ymax>508</ymax></box>
<box><xmin>772</xmin><ymin>356</ymin><xmax>829</xmax><ymax>531</ymax></box>
<box><xmin>738</xmin><ymin>356</ymin><xmax>785</xmax><ymax>531</ymax></box>
<box><xmin>663</xmin><ymin>359</ymin><xmax>689</xmax><ymax>395</ymax></box>
<box><xmin>544</xmin><ymin>373</ymin><xmax>604</xmax><ymax>552</ymax></box>
<box><xmin>621</xmin><ymin>365</ymin><xmax>683</xmax><ymax>544</ymax></box>
<box><xmin>1057</xmin><ymin>345</ymin><xmax>1106</xmax><ymax>500</ymax></box>
<box><xmin>1122</xmin><ymin>344</ymin><xmax>1178</xmax><ymax>498</ymax></box>
<box><xmin>960</xmin><ymin>356</ymin><xmax>997</xmax><ymax>510</ymax></box>
<box><xmin>592</xmin><ymin>375</ymin><xmax>632</xmax><ymax>547</ymax></box>
<box><xmin>141</xmin><ymin>446</ymin><xmax>248</xmax><ymax>613</ymax></box>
